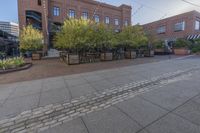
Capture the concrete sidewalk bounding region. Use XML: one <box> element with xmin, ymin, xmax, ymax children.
<box><xmin>0</xmin><ymin>56</ymin><xmax>200</xmax><ymax>133</ymax></box>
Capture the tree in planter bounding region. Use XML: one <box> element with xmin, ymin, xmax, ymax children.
<box><xmin>173</xmin><ymin>39</ymin><xmax>192</xmax><ymax>55</ymax></box>
<box><xmin>117</xmin><ymin>25</ymin><xmax>148</xmax><ymax>58</ymax></box>
<box><xmin>54</xmin><ymin>18</ymin><xmax>95</xmax><ymax>64</ymax></box>
<box><xmin>154</xmin><ymin>40</ymin><xmax>165</xmax><ymax>49</ymax></box>
<box><xmin>91</xmin><ymin>23</ymin><xmax>115</xmax><ymax>51</ymax></box>
<box><xmin>55</xmin><ymin>19</ymin><xmax>94</xmax><ymax>52</ymax></box>
<box><xmin>88</xmin><ymin>23</ymin><xmax>115</xmax><ymax>61</ymax></box>
<box><xmin>20</xmin><ymin>25</ymin><xmax>44</xmax><ymax>59</ymax></box>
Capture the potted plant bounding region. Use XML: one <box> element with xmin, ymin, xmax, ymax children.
<box><xmin>154</xmin><ymin>40</ymin><xmax>165</xmax><ymax>55</ymax></box>
<box><xmin>123</xmin><ymin>41</ymin><xmax>137</xmax><ymax>59</ymax></box>
<box><xmin>55</xmin><ymin>19</ymin><xmax>95</xmax><ymax>65</ymax></box>
<box><xmin>192</xmin><ymin>39</ymin><xmax>200</xmax><ymax>55</ymax></box>
<box><xmin>118</xmin><ymin>25</ymin><xmax>148</xmax><ymax>59</ymax></box>
<box><xmin>19</xmin><ymin>25</ymin><xmax>44</xmax><ymax>60</ymax></box>
<box><xmin>173</xmin><ymin>39</ymin><xmax>191</xmax><ymax>55</ymax></box>
<box><xmin>92</xmin><ymin>23</ymin><xmax>114</xmax><ymax>61</ymax></box>
<box><xmin>100</xmin><ymin>47</ymin><xmax>113</xmax><ymax>61</ymax></box>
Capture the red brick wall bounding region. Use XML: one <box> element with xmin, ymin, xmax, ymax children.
<box><xmin>143</xmin><ymin>11</ymin><xmax>200</xmax><ymax>41</ymax></box>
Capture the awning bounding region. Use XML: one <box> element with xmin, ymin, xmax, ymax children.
<box><xmin>187</xmin><ymin>34</ymin><xmax>200</xmax><ymax>40</ymax></box>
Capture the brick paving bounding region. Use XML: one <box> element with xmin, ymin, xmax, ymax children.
<box><xmin>0</xmin><ymin>55</ymin><xmax>180</xmax><ymax>84</ymax></box>
<box><xmin>0</xmin><ymin>67</ymin><xmax>197</xmax><ymax>133</ymax></box>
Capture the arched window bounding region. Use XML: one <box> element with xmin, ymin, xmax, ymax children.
<box><xmin>26</xmin><ymin>10</ymin><xmax>42</xmax><ymax>30</ymax></box>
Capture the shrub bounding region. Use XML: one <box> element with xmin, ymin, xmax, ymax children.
<box><xmin>54</xmin><ymin>19</ymin><xmax>95</xmax><ymax>53</ymax></box>
<box><xmin>117</xmin><ymin>25</ymin><xmax>148</xmax><ymax>50</ymax></box>
<box><xmin>0</xmin><ymin>57</ymin><xmax>25</xmax><ymax>70</ymax></box>
<box><xmin>191</xmin><ymin>38</ymin><xmax>200</xmax><ymax>53</ymax></box>
<box><xmin>174</xmin><ymin>39</ymin><xmax>191</xmax><ymax>49</ymax></box>
<box><xmin>154</xmin><ymin>40</ymin><xmax>165</xmax><ymax>49</ymax></box>
<box><xmin>20</xmin><ymin>25</ymin><xmax>44</xmax><ymax>53</ymax></box>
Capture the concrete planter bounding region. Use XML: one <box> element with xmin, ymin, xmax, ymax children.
<box><xmin>174</xmin><ymin>48</ymin><xmax>190</xmax><ymax>55</ymax></box>
<box><xmin>100</xmin><ymin>52</ymin><xmax>113</xmax><ymax>61</ymax></box>
<box><xmin>67</xmin><ymin>54</ymin><xmax>80</xmax><ymax>65</ymax></box>
<box><xmin>125</xmin><ymin>51</ymin><xmax>137</xmax><ymax>59</ymax></box>
<box><xmin>32</xmin><ymin>53</ymin><xmax>41</xmax><ymax>60</ymax></box>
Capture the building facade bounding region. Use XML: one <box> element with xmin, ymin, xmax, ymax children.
<box><xmin>143</xmin><ymin>10</ymin><xmax>200</xmax><ymax>43</ymax></box>
<box><xmin>0</xmin><ymin>21</ymin><xmax>19</xmax><ymax>37</ymax></box>
<box><xmin>18</xmin><ymin>0</ymin><xmax>132</xmax><ymax>51</ymax></box>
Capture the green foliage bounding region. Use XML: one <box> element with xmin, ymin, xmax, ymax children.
<box><xmin>174</xmin><ymin>39</ymin><xmax>191</xmax><ymax>49</ymax></box>
<box><xmin>20</xmin><ymin>25</ymin><xmax>44</xmax><ymax>52</ymax></box>
<box><xmin>154</xmin><ymin>40</ymin><xmax>165</xmax><ymax>49</ymax></box>
<box><xmin>54</xmin><ymin>19</ymin><xmax>149</xmax><ymax>52</ymax></box>
<box><xmin>91</xmin><ymin>23</ymin><xmax>115</xmax><ymax>50</ymax></box>
<box><xmin>191</xmin><ymin>39</ymin><xmax>200</xmax><ymax>53</ymax></box>
<box><xmin>54</xmin><ymin>19</ymin><xmax>95</xmax><ymax>52</ymax></box>
<box><xmin>117</xmin><ymin>25</ymin><xmax>148</xmax><ymax>49</ymax></box>
<box><xmin>0</xmin><ymin>57</ymin><xmax>25</xmax><ymax>70</ymax></box>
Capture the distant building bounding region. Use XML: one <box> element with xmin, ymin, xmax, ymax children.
<box><xmin>17</xmin><ymin>0</ymin><xmax>132</xmax><ymax>52</ymax></box>
<box><xmin>143</xmin><ymin>10</ymin><xmax>200</xmax><ymax>45</ymax></box>
<box><xmin>0</xmin><ymin>21</ymin><xmax>19</xmax><ymax>37</ymax></box>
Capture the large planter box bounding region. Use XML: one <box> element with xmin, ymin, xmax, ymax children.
<box><xmin>67</xmin><ymin>54</ymin><xmax>80</xmax><ymax>65</ymax></box>
<box><xmin>125</xmin><ymin>51</ymin><xmax>137</xmax><ymax>59</ymax></box>
<box><xmin>32</xmin><ymin>53</ymin><xmax>41</xmax><ymax>60</ymax></box>
<box><xmin>144</xmin><ymin>50</ymin><xmax>154</xmax><ymax>57</ymax></box>
<box><xmin>174</xmin><ymin>48</ymin><xmax>190</xmax><ymax>55</ymax></box>
<box><xmin>101</xmin><ymin>52</ymin><xmax>113</xmax><ymax>61</ymax></box>
<box><xmin>155</xmin><ymin>49</ymin><xmax>164</xmax><ymax>53</ymax></box>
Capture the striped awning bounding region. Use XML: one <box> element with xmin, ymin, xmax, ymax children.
<box><xmin>187</xmin><ymin>34</ymin><xmax>200</xmax><ymax>40</ymax></box>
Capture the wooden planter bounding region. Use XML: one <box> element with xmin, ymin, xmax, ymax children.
<box><xmin>144</xmin><ymin>50</ymin><xmax>154</xmax><ymax>57</ymax></box>
<box><xmin>32</xmin><ymin>53</ymin><xmax>41</xmax><ymax>60</ymax></box>
<box><xmin>100</xmin><ymin>52</ymin><xmax>113</xmax><ymax>61</ymax></box>
<box><xmin>155</xmin><ymin>49</ymin><xmax>164</xmax><ymax>53</ymax></box>
<box><xmin>67</xmin><ymin>54</ymin><xmax>80</xmax><ymax>65</ymax></box>
<box><xmin>125</xmin><ymin>51</ymin><xmax>137</xmax><ymax>59</ymax></box>
<box><xmin>174</xmin><ymin>48</ymin><xmax>190</xmax><ymax>55</ymax></box>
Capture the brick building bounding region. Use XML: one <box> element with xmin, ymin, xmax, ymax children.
<box><xmin>17</xmin><ymin>0</ymin><xmax>132</xmax><ymax>51</ymax></box>
<box><xmin>143</xmin><ymin>10</ymin><xmax>200</xmax><ymax>44</ymax></box>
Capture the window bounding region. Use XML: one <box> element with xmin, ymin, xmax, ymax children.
<box><xmin>174</xmin><ymin>21</ymin><xmax>185</xmax><ymax>32</ymax></box>
<box><xmin>38</xmin><ymin>0</ymin><xmax>41</xmax><ymax>6</ymax></box>
<box><xmin>53</xmin><ymin>7</ymin><xmax>60</xmax><ymax>16</ymax></box>
<box><xmin>114</xmin><ymin>19</ymin><xmax>119</xmax><ymax>26</ymax></box>
<box><xmin>82</xmin><ymin>12</ymin><xmax>88</xmax><ymax>20</ymax></box>
<box><xmin>69</xmin><ymin>9</ymin><xmax>75</xmax><ymax>18</ymax></box>
<box><xmin>105</xmin><ymin>16</ymin><xmax>110</xmax><ymax>24</ymax></box>
<box><xmin>94</xmin><ymin>15</ymin><xmax>100</xmax><ymax>23</ymax></box>
<box><xmin>157</xmin><ymin>26</ymin><xmax>166</xmax><ymax>34</ymax></box>
<box><xmin>195</xmin><ymin>20</ymin><xmax>200</xmax><ymax>30</ymax></box>
<box><xmin>124</xmin><ymin>20</ymin><xmax>128</xmax><ymax>26</ymax></box>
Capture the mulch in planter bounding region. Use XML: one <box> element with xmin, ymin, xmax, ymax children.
<box><xmin>0</xmin><ymin>63</ymin><xmax>32</xmax><ymax>74</ymax></box>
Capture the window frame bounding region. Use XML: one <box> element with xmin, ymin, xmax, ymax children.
<box><xmin>53</xmin><ymin>6</ymin><xmax>60</xmax><ymax>16</ymax></box>
<box><xmin>68</xmin><ymin>9</ymin><xmax>76</xmax><ymax>18</ymax></box>
<box><xmin>38</xmin><ymin>0</ymin><xmax>42</xmax><ymax>6</ymax></box>
<box><xmin>195</xmin><ymin>20</ymin><xmax>200</xmax><ymax>31</ymax></box>
<box><xmin>105</xmin><ymin>16</ymin><xmax>110</xmax><ymax>24</ymax></box>
<box><xmin>157</xmin><ymin>25</ymin><xmax>166</xmax><ymax>34</ymax></box>
<box><xmin>124</xmin><ymin>20</ymin><xmax>129</xmax><ymax>26</ymax></box>
<box><xmin>82</xmin><ymin>12</ymin><xmax>89</xmax><ymax>20</ymax></box>
<box><xmin>174</xmin><ymin>21</ymin><xmax>185</xmax><ymax>32</ymax></box>
<box><xmin>114</xmin><ymin>19</ymin><xmax>119</xmax><ymax>26</ymax></box>
<box><xmin>94</xmin><ymin>15</ymin><xmax>100</xmax><ymax>23</ymax></box>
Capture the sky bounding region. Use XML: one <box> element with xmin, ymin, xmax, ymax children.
<box><xmin>0</xmin><ymin>0</ymin><xmax>200</xmax><ymax>25</ymax></box>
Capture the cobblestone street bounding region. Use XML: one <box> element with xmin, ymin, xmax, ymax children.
<box><xmin>0</xmin><ymin>55</ymin><xmax>200</xmax><ymax>133</ymax></box>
